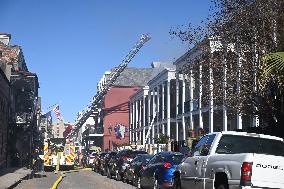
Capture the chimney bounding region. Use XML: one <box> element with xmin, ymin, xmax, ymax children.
<box><xmin>0</xmin><ymin>33</ymin><xmax>11</xmax><ymax>45</ymax></box>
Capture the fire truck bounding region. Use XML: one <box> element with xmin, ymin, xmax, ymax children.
<box><xmin>43</xmin><ymin>138</ymin><xmax>75</xmax><ymax>171</ymax></box>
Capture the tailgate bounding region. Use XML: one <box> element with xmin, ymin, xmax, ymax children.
<box><xmin>252</xmin><ymin>154</ymin><xmax>284</xmax><ymax>188</ymax></box>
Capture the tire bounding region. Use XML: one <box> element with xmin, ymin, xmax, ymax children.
<box><xmin>136</xmin><ymin>176</ymin><xmax>142</xmax><ymax>189</ymax></box>
<box><xmin>123</xmin><ymin>171</ymin><xmax>128</xmax><ymax>183</ymax></box>
<box><xmin>173</xmin><ymin>177</ymin><xmax>181</xmax><ymax>189</ymax></box>
<box><xmin>107</xmin><ymin>168</ymin><xmax>111</xmax><ymax>178</ymax></box>
<box><xmin>153</xmin><ymin>178</ymin><xmax>159</xmax><ymax>189</ymax></box>
<box><xmin>133</xmin><ymin>174</ymin><xmax>138</xmax><ymax>187</ymax></box>
<box><xmin>215</xmin><ymin>184</ymin><xmax>228</xmax><ymax>189</ymax></box>
<box><xmin>115</xmin><ymin>170</ymin><xmax>121</xmax><ymax>181</ymax></box>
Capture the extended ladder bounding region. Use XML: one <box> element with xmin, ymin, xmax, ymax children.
<box><xmin>68</xmin><ymin>34</ymin><xmax>151</xmax><ymax>138</ymax></box>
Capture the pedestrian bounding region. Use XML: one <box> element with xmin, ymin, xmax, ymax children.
<box><xmin>32</xmin><ymin>149</ymin><xmax>40</xmax><ymax>171</ymax></box>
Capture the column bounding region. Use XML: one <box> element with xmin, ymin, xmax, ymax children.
<box><xmin>132</xmin><ymin>102</ymin><xmax>135</xmax><ymax>144</ymax></box>
<box><xmin>142</xmin><ymin>95</ymin><xmax>146</xmax><ymax>145</ymax></box>
<box><xmin>176</xmin><ymin>76</ymin><xmax>179</xmax><ymax>141</ymax></box>
<box><xmin>130</xmin><ymin>102</ymin><xmax>132</xmax><ymax>143</ymax></box>
<box><xmin>209</xmin><ymin>62</ymin><xmax>214</xmax><ymax>133</ymax></box>
<box><xmin>182</xmin><ymin>75</ymin><xmax>186</xmax><ymax>140</ymax></box>
<box><xmin>167</xmin><ymin>80</ymin><xmax>171</xmax><ymax>138</ymax></box>
<box><xmin>135</xmin><ymin>100</ymin><xmax>138</xmax><ymax>144</ymax></box>
<box><xmin>157</xmin><ymin>85</ymin><xmax>160</xmax><ymax>137</ymax></box>
<box><xmin>237</xmin><ymin>48</ymin><xmax>242</xmax><ymax>130</ymax></box>
<box><xmin>189</xmin><ymin>69</ymin><xmax>194</xmax><ymax>130</ymax></box>
<box><xmin>162</xmin><ymin>82</ymin><xmax>165</xmax><ymax>134</ymax></box>
<box><xmin>223</xmin><ymin>52</ymin><xmax>228</xmax><ymax>131</ymax></box>
<box><xmin>199</xmin><ymin>65</ymin><xmax>203</xmax><ymax>129</ymax></box>
<box><xmin>152</xmin><ymin>89</ymin><xmax>155</xmax><ymax>144</ymax></box>
<box><xmin>139</xmin><ymin>98</ymin><xmax>142</xmax><ymax>144</ymax></box>
<box><xmin>147</xmin><ymin>90</ymin><xmax>151</xmax><ymax>144</ymax></box>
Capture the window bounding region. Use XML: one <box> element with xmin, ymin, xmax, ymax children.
<box><xmin>192</xmin><ymin>134</ymin><xmax>216</xmax><ymax>156</ymax></box>
<box><xmin>216</xmin><ymin>135</ymin><xmax>284</xmax><ymax>156</ymax></box>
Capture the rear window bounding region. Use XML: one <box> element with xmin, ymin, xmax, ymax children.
<box><xmin>216</xmin><ymin>135</ymin><xmax>284</xmax><ymax>156</ymax></box>
<box><xmin>129</xmin><ymin>151</ymin><xmax>148</xmax><ymax>158</ymax></box>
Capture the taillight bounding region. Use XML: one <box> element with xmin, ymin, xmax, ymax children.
<box><xmin>122</xmin><ymin>156</ymin><xmax>128</xmax><ymax>161</ymax></box>
<box><xmin>163</xmin><ymin>162</ymin><xmax>172</xmax><ymax>168</ymax></box>
<box><xmin>240</xmin><ymin>162</ymin><xmax>252</xmax><ymax>186</ymax></box>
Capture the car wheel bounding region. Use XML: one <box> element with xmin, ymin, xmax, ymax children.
<box><xmin>123</xmin><ymin>171</ymin><xmax>127</xmax><ymax>183</ymax></box>
<box><xmin>133</xmin><ymin>174</ymin><xmax>137</xmax><ymax>187</ymax></box>
<box><xmin>136</xmin><ymin>176</ymin><xmax>142</xmax><ymax>189</ymax></box>
<box><xmin>115</xmin><ymin>170</ymin><xmax>121</xmax><ymax>181</ymax></box>
<box><xmin>107</xmin><ymin>168</ymin><xmax>111</xmax><ymax>178</ymax></box>
<box><xmin>216</xmin><ymin>183</ymin><xmax>228</xmax><ymax>189</ymax></box>
<box><xmin>153</xmin><ymin>178</ymin><xmax>159</xmax><ymax>189</ymax></box>
<box><xmin>173</xmin><ymin>177</ymin><xmax>181</xmax><ymax>189</ymax></box>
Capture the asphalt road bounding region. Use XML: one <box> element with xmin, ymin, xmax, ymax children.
<box><xmin>14</xmin><ymin>170</ymin><xmax>136</xmax><ymax>189</ymax></box>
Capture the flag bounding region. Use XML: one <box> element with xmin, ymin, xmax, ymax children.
<box><xmin>52</xmin><ymin>105</ymin><xmax>61</xmax><ymax>120</ymax></box>
<box><xmin>44</xmin><ymin>111</ymin><xmax>52</xmax><ymax>126</ymax></box>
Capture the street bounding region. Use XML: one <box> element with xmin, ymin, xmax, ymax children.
<box><xmin>14</xmin><ymin>170</ymin><xmax>136</xmax><ymax>189</ymax></box>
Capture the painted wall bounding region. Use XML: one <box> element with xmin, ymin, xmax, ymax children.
<box><xmin>103</xmin><ymin>86</ymin><xmax>140</xmax><ymax>151</ymax></box>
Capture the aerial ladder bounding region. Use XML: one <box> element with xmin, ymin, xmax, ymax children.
<box><xmin>68</xmin><ymin>34</ymin><xmax>151</xmax><ymax>138</ymax></box>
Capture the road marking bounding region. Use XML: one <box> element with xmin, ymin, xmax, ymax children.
<box><xmin>50</xmin><ymin>175</ymin><xmax>63</xmax><ymax>189</ymax></box>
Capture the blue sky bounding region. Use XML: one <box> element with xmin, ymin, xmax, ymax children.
<box><xmin>0</xmin><ymin>0</ymin><xmax>212</xmax><ymax>122</ymax></box>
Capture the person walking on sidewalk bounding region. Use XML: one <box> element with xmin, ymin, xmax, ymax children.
<box><xmin>32</xmin><ymin>149</ymin><xmax>41</xmax><ymax>171</ymax></box>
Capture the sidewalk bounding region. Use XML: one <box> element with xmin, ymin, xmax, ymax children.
<box><xmin>0</xmin><ymin>167</ymin><xmax>32</xmax><ymax>189</ymax></box>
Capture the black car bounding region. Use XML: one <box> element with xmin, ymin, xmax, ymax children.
<box><xmin>107</xmin><ymin>149</ymin><xmax>148</xmax><ymax>180</ymax></box>
<box><xmin>139</xmin><ymin>152</ymin><xmax>184</xmax><ymax>189</ymax></box>
<box><xmin>94</xmin><ymin>152</ymin><xmax>107</xmax><ymax>172</ymax></box>
<box><xmin>100</xmin><ymin>151</ymin><xmax>117</xmax><ymax>175</ymax></box>
<box><xmin>123</xmin><ymin>154</ymin><xmax>153</xmax><ymax>186</ymax></box>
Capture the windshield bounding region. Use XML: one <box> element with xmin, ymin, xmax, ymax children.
<box><xmin>216</xmin><ymin>135</ymin><xmax>284</xmax><ymax>156</ymax></box>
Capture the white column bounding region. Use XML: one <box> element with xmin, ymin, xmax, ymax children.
<box><xmin>162</xmin><ymin>82</ymin><xmax>165</xmax><ymax>134</ymax></box>
<box><xmin>237</xmin><ymin>48</ymin><xmax>243</xmax><ymax>130</ymax></box>
<box><xmin>148</xmin><ymin>90</ymin><xmax>151</xmax><ymax>144</ymax></box>
<box><xmin>223</xmin><ymin>51</ymin><xmax>228</xmax><ymax>131</ymax></box>
<box><xmin>142</xmin><ymin>95</ymin><xmax>146</xmax><ymax>145</ymax></box>
<box><xmin>199</xmin><ymin>65</ymin><xmax>203</xmax><ymax>129</ymax></box>
<box><xmin>176</xmin><ymin>77</ymin><xmax>179</xmax><ymax>141</ymax></box>
<box><xmin>132</xmin><ymin>102</ymin><xmax>135</xmax><ymax>144</ymax></box>
<box><xmin>135</xmin><ymin>100</ymin><xmax>138</xmax><ymax>144</ymax></box>
<box><xmin>253</xmin><ymin>41</ymin><xmax>259</xmax><ymax>127</ymax></box>
<box><xmin>209</xmin><ymin>63</ymin><xmax>214</xmax><ymax>133</ymax></box>
<box><xmin>152</xmin><ymin>89</ymin><xmax>155</xmax><ymax>144</ymax></box>
<box><xmin>167</xmin><ymin>80</ymin><xmax>171</xmax><ymax>138</ymax></box>
<box><xmin>182</xmin><ymin>75</ymin><xmax>186</xmax><ymax>140</ymax></box>
<box><xmin>189</xmin><ymin>70</ymin><xmax>194</xmax><ymax>130</ymax></box>
<box><xmin>130</xmin><ymin>102</ymin><xmax>132</xmax><ymax>143</ymax></box>
<box><xmin>157</xmin><ymin>85</ymin><xmax>160</xmax><ymax>137</ymax></box>
<box><xmin>139</xmin><ymin>98</ymin><xmax>142</xmax><ymax>144</ymax></box>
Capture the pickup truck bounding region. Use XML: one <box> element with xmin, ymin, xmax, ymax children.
<box><xmin>173</xmin><ymin>131</ymin><xmax>284</xmax><ymax>189</ymax></box>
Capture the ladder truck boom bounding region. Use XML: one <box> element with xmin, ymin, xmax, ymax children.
<box><xmin>69</xmin><ymin>34</ymin><xmax>151</xmax><ymax>138</ymax></box>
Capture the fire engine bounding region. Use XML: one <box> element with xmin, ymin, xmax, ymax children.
<box><xmin>43</xmin><ymin>138</ymin><xmax>75</xmax><ymax>171</ymax></box>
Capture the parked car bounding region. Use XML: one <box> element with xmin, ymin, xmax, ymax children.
<box><xmin>93</xmin><ymin>152</ymin><xmax>107</xmax><ymax>172</ymax></box>
<box><xmin>107</xmin><ymin>149</ymin><xmax>148</xmax><ymax>180</ymax></box>
<box><xmin>173</xmin><ymin>131</ymin><xmax>284</xmax><ymax>189</ymax></box>
<box><xmin>123</xmin><ymin>154</ymin><xmax>153</xmax><ymax>186</ymax></box>
<box><xmin>100</xmin><ymin>151</ymin><xmax>117</xmax><ymax>175</ymax></box>
<box><xmin>139</xmin><ymin>152</ymin><xmax>184</xmax><ymax>189</ymax></box>
<box><xmin>88</xmin><ymin>152</ymin><xmax>98</xmax><ymax>168</ymax></box>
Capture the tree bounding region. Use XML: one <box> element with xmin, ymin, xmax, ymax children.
<box><xmin>171</xmin><ymin>0</ymin><xmax>284</xmax><ymax>136</ymax></box>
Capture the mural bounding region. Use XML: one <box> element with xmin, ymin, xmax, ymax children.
<box><xmin>108</xmin><ymin>123</ymin><xmax>128</xmax><ymax>140</ymax></box>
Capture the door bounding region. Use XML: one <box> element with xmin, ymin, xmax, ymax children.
<box><xmin>141</xmin><ymin>154</ymin><xmax>159</xmax><ymax>188</ymax></box>
<box><xmin>181</xmin><ymin>135</ymin><xmax>209</xmax><ymax>189</ymax></box>
<box><xmin>195</xmin><ymin>134</ymin><xmax>216</xmax><ymax>189</ymax></box>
